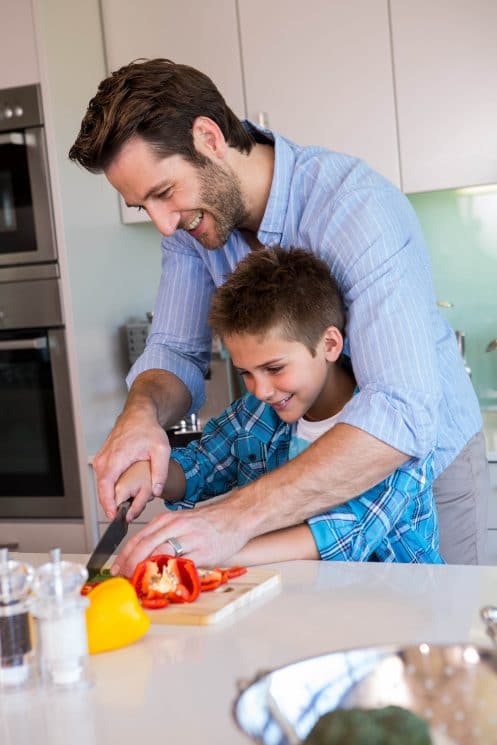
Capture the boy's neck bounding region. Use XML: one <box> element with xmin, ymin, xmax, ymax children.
<box><xmin>303</xmin><ymin>361</ymin><xmax>356</xmax><ymax>422</ymax></box>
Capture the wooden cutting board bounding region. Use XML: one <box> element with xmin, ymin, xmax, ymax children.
<box><xmin>145</xmin><ymin>567</ymin><xmax>281</xmax><ymax>625</ymax></box>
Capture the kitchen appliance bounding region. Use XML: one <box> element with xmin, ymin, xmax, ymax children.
<box><xmin>0</xmin><ymin>84</ymin><xmax>56</xmax><ymax>268</ymax></box>
<box><xmin>85</xmin><ymin>499</ymin><xmax>132</xmax><ymax>579</ymax></box>
<box><xmin>0</xmin><ymin>84</ymin><xmax>84</xmax><ymax>525</ymax></box>
<box><xmin>0</xmin><ymin>267</ymin><xmax>82</xmax><ymax>520</ymax></box>
<box><xmin>234</xmin><ymin>642</ymin><xmax>497</xmax><ymax>744</ymax></box>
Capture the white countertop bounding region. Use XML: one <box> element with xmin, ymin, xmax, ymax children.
<box><xmin>3</xmin><ymin>557</ymin><xmax>497</xmax><ymax>745</ymax></box>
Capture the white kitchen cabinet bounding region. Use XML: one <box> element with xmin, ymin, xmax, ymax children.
<box><xmin>100</xmin><ymin>0</ymin><xmax>246</xmax><ymax>223</ymax></box>
<box><xmin>0</xmin><ymin>0</ymin><xmax>39</xmax><ymax>89</ymax></box>
<box><xmin>0</xmin><ymin>520</ymin><xmax>87</xmax><ymax>554</ymax></box>
<box><xmin>238</xmin><ymin>0</ymin><xmax>400</xmax><ymax>186</ymax></box>
<box><xmin>390</xmin><ymin>0</ymin><xmax>497</xmax><ymax>193</ymax></box>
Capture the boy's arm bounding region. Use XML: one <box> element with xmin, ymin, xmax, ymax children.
<box><xmin>231</xmin><ymin>524</ymin><xmax>319</xmax><ymax>565</ymax></box>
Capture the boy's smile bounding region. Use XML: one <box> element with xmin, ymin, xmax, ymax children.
<box><xmin>225</xmin><ymin>326</ymin><xmax>350</xmax><ymax>423</ymax></box>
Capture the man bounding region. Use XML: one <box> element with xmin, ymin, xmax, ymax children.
<box><xmin>69</xmin><ymin>58</ymin><xmax>489</xmax><ymax>572</ymax></box>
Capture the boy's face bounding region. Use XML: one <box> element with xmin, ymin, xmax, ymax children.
<box><xmin>225</xmin><ymin>326</ymin><xmax>342</xmax><ymax>423</ymax></box>
<box><xmin>104</xmin><ymin>136</ymin><xmax>247</xmax><ymax>249</ymax></box>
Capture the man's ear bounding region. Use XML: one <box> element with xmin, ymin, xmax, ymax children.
<box><xmin>191</xmin><ymin>116</ymin><xmax>228</xmax><ymax>161</ymax></box>
<box><xmin>322</xmin><ymin>326</ymin><xmax>343</xmax><ymax>362</ymax></box>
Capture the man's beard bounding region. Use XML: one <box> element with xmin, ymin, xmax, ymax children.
<box><xmin>196</xmin><ymin>158</ymin><xmax>249</xmax><ymax>248</ymax></box>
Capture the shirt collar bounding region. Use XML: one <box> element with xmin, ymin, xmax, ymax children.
<box><xmin>242</xmin><ymin>393</ymin><xmax>290</xmax><ymax>445</ymax></box>
<box><xmin>242</xmin><ymin>120</ymin><xmax>296</xmax><ymax>246</ymax></box>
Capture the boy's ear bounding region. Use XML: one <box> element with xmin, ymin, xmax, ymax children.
<box><xmin>322</xmin><ymin>326</ymin><xmax>343</xmax><ymax>362</ymax></box>
<box><xmin>191</xmin><ymin>116</ymin><xmax>228</xmax><ymax>161</ymax></box>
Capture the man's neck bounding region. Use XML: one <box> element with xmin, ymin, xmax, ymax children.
<box><xmin>228</xmin><ymin>142</ymin><xmax>275</xmax><ymax>233</ymax></box>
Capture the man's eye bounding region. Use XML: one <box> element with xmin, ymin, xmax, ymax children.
<box><xmin>157</xmin><ymin>190</ymin><xmax>171</xmax><ymax>200</ymax></box>
<box><xmin>267</xmin><ymin>366</ymin><xmax>283</xmax><ymax>374</ymax></box>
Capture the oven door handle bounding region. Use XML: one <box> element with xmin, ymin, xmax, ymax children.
<box><xmin>0</xmin><ymin>132</ymin><xmax>25</xmax><ymax>146</ymax></box>
<box><xmin>0</xmin><ymin>337</ymin><xmax>47</xmax><ymax>350</ymax></box>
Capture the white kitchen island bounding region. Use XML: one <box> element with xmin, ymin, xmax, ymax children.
<box><xmin>2</xmin><ymin>557</ymin><xmax>497</xmax><ymax>745</ymax></box>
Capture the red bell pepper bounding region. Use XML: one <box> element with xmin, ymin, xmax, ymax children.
<box><xmin>198</xmin><ymin>565</ymin><xmax>248</xmax><ymax>591</ymax></box>
<box><xmin>131</xmin><ymin>554</ymin><xmax>200</xmax><ymax>607</ymax></box>
<box><xmin>197</xmin><ymin>568</ymin><xmax>225</xmax><ymax>592</ymax></box>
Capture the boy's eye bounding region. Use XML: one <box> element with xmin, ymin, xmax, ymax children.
<box><xmin>267</xmin><ymin>366</ymin><xmax>283</xmax><ymax>374</ymax></box>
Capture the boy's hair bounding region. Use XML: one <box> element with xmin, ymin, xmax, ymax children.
<box><xmin>68</xmin><ymin>58</ymin><xmax>254</xmax><ymax>173</ymax></box>
<box><xmin>209</xmin><ymin>248</ymin><xmax>345</xmax><ymax>356</ymax></box>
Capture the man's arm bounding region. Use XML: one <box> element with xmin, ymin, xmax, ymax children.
<box><xmin>94</xmin><ymin>369</ymin><xmax>191</xmax><ymax>520</ymax></box>
<box><xmin>96</xmin><ymin>234</ymin><xmax>217</xmax><ymax>520</ymax></box>
<box><xmin>112</xmin><ymin>423</ymin><xmax>407</xmax><ymax>575</ymax></box>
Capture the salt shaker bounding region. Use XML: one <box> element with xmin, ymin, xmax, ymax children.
<box><xmin>32</xmin><ymin>548</ymin><xmax>92</xmax><ymax>689</ymax></box>
<box><xmin>0</xmin><ymin>548</ymin><xmax>36</xmax><ymax>689</ymax></box>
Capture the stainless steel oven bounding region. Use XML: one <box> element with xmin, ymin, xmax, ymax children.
<box><xmin>0</xmin><ymin>84</ymin><xmax>57</xmax><ymax>267</ymax></box>
<box><xmin>0</xmin><ymin>263</ymin><xmax>83</xmax><ymax>519</ymax></box>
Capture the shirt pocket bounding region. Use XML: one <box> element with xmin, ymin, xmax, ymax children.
<box><xmin>231</xmin><ymin>435</ymin><xmax>267</xmax><ymax>486</ymax></box>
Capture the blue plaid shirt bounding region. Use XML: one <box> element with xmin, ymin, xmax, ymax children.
<box><xmin>168</xmin><ymin>393</ymin><xmax>444</xmax><ymax>564</ymax></box>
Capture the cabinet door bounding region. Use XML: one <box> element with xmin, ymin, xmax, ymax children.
<box><xmin>100</xmin><ymin>0</ymin><xmax>244</xmax><ymax>116</ymax></box>
<box><xmin>238</xmin><ymin>0</ymin><xmax>400</xmax><ymax>186</ymax></box>
<box><xmin>0</xmin><ymin>0</ymin><xmax>39</xmax><ymax>88</ymax></box>
<box><xmin>390</xmin><ymin>0</ymin><xmax>497</xmax><ymax>193</ymax></box>
<box><xmin>100</xmin><ymin>0</ymin><xmax>246</xmax><ymax>223</ymax></box>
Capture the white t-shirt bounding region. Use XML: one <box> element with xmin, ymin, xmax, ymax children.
<box><xmin>288</xmin><ymin>411</ymin><xmax>342</xmax><ymax>460</ymax></box>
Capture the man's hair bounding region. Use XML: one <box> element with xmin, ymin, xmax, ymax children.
<box><xmin>68</xmin><ymin>58</ymin><xmax>255</xmax><ymax>172</ymax></box>
<box><xmin>209</xmin><ymin>248</ymin><xmax>345</xmax><ymax>356</ymax></box>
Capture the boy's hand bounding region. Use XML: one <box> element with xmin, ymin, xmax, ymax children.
<box><xmin>114</xmin><ymin>460</ymin><xmax>158</xmax><ymax>520</ymax></box>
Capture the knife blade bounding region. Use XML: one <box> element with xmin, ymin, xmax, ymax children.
<box><xmin>86</xmin><ymin>499</ymin><xmax>133</xmax><ymax>579</ymax></box>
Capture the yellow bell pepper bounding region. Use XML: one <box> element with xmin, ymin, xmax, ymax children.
<box><xmin>85</xmin><ymin>577</ymin><xmax>150</xmax><ymax>655</ymax></box>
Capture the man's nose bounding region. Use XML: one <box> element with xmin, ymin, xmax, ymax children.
<box><xmin>147</xmin><ymin>205</ymin><xmax>181</xmax><ymax>236</ymax></box>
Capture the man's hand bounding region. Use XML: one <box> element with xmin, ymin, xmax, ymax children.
<box><xmin>94</xmin><ymin>413</ymin><xmax>171</xmax><ymax>521</ymax></box>
<box><xmin>111</xmin><ymin>500</ymin><xmax>248</xmax><ymax>577</ymax></box>
<box><xmin>93</xmin><ymin>369</ymin><xmax>192</xmax><ymax>521</ymax></box>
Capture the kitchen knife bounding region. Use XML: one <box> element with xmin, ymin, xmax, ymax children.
<box><xmin>86</xmin><ymin>499</ymin><xmax>133</xmax><ymax>579</ymax></box>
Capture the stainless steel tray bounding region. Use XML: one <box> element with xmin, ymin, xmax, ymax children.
<box><xmin>234</xmin><ymin>644</ymin><xmax>497</xmax><ymax>745</ymax></box>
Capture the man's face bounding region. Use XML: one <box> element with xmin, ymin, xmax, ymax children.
<box><xmin>104</xmin><ymin>136</ymin><xmax>248</xmax><ymax>249</ymax></box>
<box><xmin>225</xmin><ymin>327</ymin><xmax>337</xmax><ymax>424</ymax></box>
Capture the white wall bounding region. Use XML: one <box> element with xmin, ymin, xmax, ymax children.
<box><xmin>34</xmin><ymin>0</ymin><xmax>163</xmax><ymax>456</ymax></box>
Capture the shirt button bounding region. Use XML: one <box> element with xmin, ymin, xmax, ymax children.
<box><xmin>248</xmin><ymin>454</ymin><xmax>257</xmax><ymax>462</ymax></box>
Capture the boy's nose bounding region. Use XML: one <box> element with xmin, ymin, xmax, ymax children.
<box><xmin>254</xmin><ymin>379</ymin><xmax>275</xmax><ymax>402</ymax></box>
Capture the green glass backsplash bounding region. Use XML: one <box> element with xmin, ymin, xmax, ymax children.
<box><xmin>408</xmin><ymin>188</ymin><xmax>497</xmax><ymax>410</ymax></box>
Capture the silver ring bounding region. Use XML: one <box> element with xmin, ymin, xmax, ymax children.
<box><xmin>167</xmin><ymin>536</ymin><xmax>185</xmax><ymax>557</ymax></box>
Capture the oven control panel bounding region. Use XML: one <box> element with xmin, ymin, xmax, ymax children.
<box><xmin>0</xmin><ymin>83</ymin><xmax>43</xmax><ymax>131</ymax></box>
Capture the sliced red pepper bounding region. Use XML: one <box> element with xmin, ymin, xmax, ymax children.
<box><xmin>198</xmin><ymin>568</ymin><xmax>225</xmax><ymax>592</ymax></box>
<box><xmin>222</xmin><ymin>566</ymin><xmax>248</xmax><ymax>580</ymax></box>
<box><xmin>131</xmin><ymin>554</ymin><xmax>200</xmax><ymax>606</ymax></box>
<box><xmin>141</xmin><ymin>595</ymin><xmax>169</xmax><ymax>609</ymax></box>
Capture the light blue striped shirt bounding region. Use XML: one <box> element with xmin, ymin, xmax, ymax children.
<box><xmin>127</xmin><ymin>122</ymin><xmax>482</xmax><ymax>477</ymax></box>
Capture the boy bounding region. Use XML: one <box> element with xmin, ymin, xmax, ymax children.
<box><xmin>115</xmin><ymin>248</ymin><xmax>443</xmax><ymax>566</ymax></box>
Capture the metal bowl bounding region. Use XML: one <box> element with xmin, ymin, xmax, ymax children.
<box><xmin>234</xmin><ymin>644</ymin><xmax>497</xmax><ymax>745</ymax></box>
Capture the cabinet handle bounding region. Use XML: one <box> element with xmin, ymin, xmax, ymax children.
<box><xmin>0</xmin><ymin>542</ymin><xmax>19</xmax><ymax>550</ymax></box>
<box><xmin>257</xmin><ymin>111</ymin><xmax>270</xmax><ymax>128</ymax></box>
<box><xmin>0</xmin><ymin>133</ymin><xmax>24</xmax><ymax>146</ymax></box>
<box><xmin>0</xmin><ymin>337</ymin><xmax>47</xmax><ymax>351</ymax></box>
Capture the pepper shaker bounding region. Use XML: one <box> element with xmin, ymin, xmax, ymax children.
<box><xmin>32</xmin><ymin>548</ymin><xmax>92</xmax><ymax>689</ymax></box>
<box><xmin>0</xmin><ymin>548</ymin><xmax>36</xmax><ymax>689</ymax></box>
